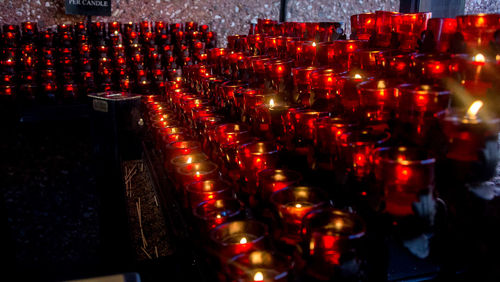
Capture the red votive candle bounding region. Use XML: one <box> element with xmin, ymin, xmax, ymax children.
<box><xmin>302</xmin><ymin>208</ymin><xmax>365</xmax><ymax>279</ymax></box>
<box><xmin>413</xmin><ymin>53</ymin><xmax>452</xmax><ymax>82</ymax></box>
<box><xmin>210</xmin><ymin>220</ymin><xmax>269</xmax><ymax>258</ymax></box>
<box><xmin>165</xmin><ymin>140</ymin><xmax>202</xmax><ymax>162</ymax></box>
<box><xmin>292</xmin><ymin>66</ymin><xmax>316</xmax><ymax>107</ymax></box>
<box><xmin>315</xmin><ymin>116</ymin><xmax>357</xmax><ymax>159</ymax></box>
<box><xmin>331</xmin><ymin>40</ymin><xmax>366</xmax><ymax>71</ymax></box>
<box><xmin>351</xmin><ymin>13</ymin><xmax>376</xmax><ymax>40</ymax></box>
<box><xmin>175</xmin><ymin>161</ymin><xmax>219</xmax><ymax>190</ymax></box>
<box><xmin>271</xmin><ymin>186</ymin><xmax>327</xmax><ymax>243</ymax></box>
<box><xmin>426</xmin><ymin>18</ymin><xmax>457</xmax><ymax>53</ymax></box>
<box><xmin>298</xmin><ymin>41</ymin><xmax>318</xmax><ymax>66</ymax></box>
<box><xmin>374</xmin><ymin>146</ymin><xmax>436</xmax><ymax>217</ymax></box>
<box><xmin>441</xmin><ymin>102</ymin><xmax>500</xmax><ymax>182</ymax></box>
<box><xmin>450</xmin><ymin>53</ymin><xmax>496</xmax><ymax>97</ymax></box>
<box><xmin>391</xmin><ymin>12</ymin><xmax>431</xmax><ymax>51</ymax></box>
<box><xmin>456</xmin><ymin>14</ymin><xmax>500</xmax><ymax>51</ymax></box>
<box><xmin>397</xmin><ymin>83</ymin><xmax>451</xmax><ymax>120</ymax></box>
<box><xmin>338</xmin><ymin>129</ymin><xmax>391</xmax><ymax>180</ymax></box>
<box><xmin>237</xmin><ymin>141</ymin><xmax>279</xmax><ymax>184</ymax></box>
<box><xmin>375</xmin><ymin>11</ymin><xmax>400</xmax><ymax>47</ymax></box>
<box><xmin>310</xmin><ymin>68</ymin><xmax>341</xmax><ymax>111</ymax></box>
<box><xmin>358</xmin><ymin>79</ymin><xmax>399</xmax><ymax>122</ymax></box>
<box><xmin>225</xmin><ymin>250</ymin><xmax>293</xmax><ymax>282</ymax></box>
<box><xmin>187</xmin><ymin>179</ymin><xmax>233</xmax><ymax>209</ymax></box>
<box><xmin>336</xmin><ymin>71</ymin><xmax>371</xmax><ymax>117</ymax></box>
<box><xmin>257</xmin><ymin>169</ymin><xmax>302</xmax><ymax>200</ymax></box>
<box><xmin>194</xmin><ymin>198</ymin><xmax>244</xmax><ymax>232</ymax></box>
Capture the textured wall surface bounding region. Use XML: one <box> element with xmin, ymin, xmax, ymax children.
<box><xmin>286</xmin><ymin>0</ymin><xmax>400</xmax><ymax>35</ymax></box>
<box><xmin>465</xmin><ymin>0</ymin><xmax>500</xmax><ymax>14</ymax></box>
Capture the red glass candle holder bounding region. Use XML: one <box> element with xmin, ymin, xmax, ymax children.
<box><xmin>289</xmin><ymin>109</ymin><xmax>328</xmax><ymax>148</ymax></box>
<box><xmin>331</xmin><ymin>40</ymin><xmax>366</xmax><ymax>71</ymax></box>
<box><xmin>450</xmin><ymin>53</ymin><xmax>496</xmax><ymax>97</ymax></box>
<box><xmin>310</xmin><ymin>68</ymin><xmax>341</xmax><ymax>111</ymax></box>
<box><xmin>441</xmin><ymin>106</ymin><xmax>500</xmax><ymax>182</ymax></box>
<box><xmin>413</xmin><ymin>53</ymin><xmax>452</xmax><ymax>82</ymax></box>
<box><xmin>457</xmin><ymin>14</ymin><xmax>500</xmax><ymax>51</ymax></box>
<box><xmin>271</xmin><ymin>186</ymin><xmax>327</xmax><ymax>243</ymax></box>
<box><xmin>21</xmin><ymin>21</ymin><xmax>38</xmax><ymax>37</ymax></box>
<box><xmin>254</xmin><ymin>102</ymin><xmax>292</xmax><ymax>140</ymax></box>
<box><xmin>391</xmin><ymin>12</ymin><xmax>431</xmax><ymax>51</ymax></box>
<box><xmin>397</xmin><ymin>83</ymin><xmax>450</xmax><ymax>119</ymax></box>
<box><xmin>225</xmin><ymin>250</ymin><xmax>293</xmax><ymax>282</ymax></box>
<box><xmin>258</xmin><ymin>19</ymin><xmax>278</xmax><ymax>35</ymax></box>
<box><xmin>257</xmin><ymin>169</ymin><xmax>302</xmax><ymax>200</ymax></box>
<box><xmin>194</xmin><ymin>198</ymin><xmax>244</xmax><ymax>232</ymax></box>
<box><xmin>210</xmin><ymin>220</ymin><xmax>269</xmax><ymax>259</ymax></box>
<box><xmin>350</xmin><ymin>49</ymin><xmax>384</xmax><ymax>73</ymax></box>
<box><xmin>165</xmin><ymin>140</ymin><xmax>201</xmax><ymax>162</ymax></box>
<box><xmin>357</xmin><ymin>79</ymin><xmax>399</xmax><ymax>122</ymax></box>
<box><xmin>314</xmin><ymin>116</ymin><xmax>357</xmax><ymax>161</ymax></box>
<box><xmin>426</xmin><ymin>18</ymin><xmax>457</xmax><ymax>53</ymax></box>
<box><xmin>302</xmin><ymin>208</ymin><xmax>365</xmax><ymax>279</ymax></box>
<box><xmin>374</xmin><ymin>146</ymin><xmax>436</xmax><ymax>217</ymax></box>
<box><xmin>175</xmin><ymin>161</ymin><xmax>219</xmax><ymax>190</ymax></box>
<box><xmin>378</xmin><ymin>51</ymin><xmax>413</xmax><ymax>80</ymax></box>
<box><xmin>297</xmin><ymin>41</ymin><xmax>318</xmax><ymax>66</ymax></box>
<box><xmin>236</xmin><ymin>141</ymin><xmax>279</xmax><ymax>187</ymax></box>
<box><xmin>187</xmin><ymin>179</ymin><xmax>233</xmax><ymax>209</ymax></box>
<box><xmin>351</xmin><ymin>13</ymin><xmax>376</xmax><ymax>40</ymax></box>
<box><xmin>336</xmin><ymin>71</ymin><xmax>371</xmax><ymax>117</ymax></box>
<box><xmin>292</xmin><ymin>66</ymin><xmax>316</xmax><ymax>107</ymax></box>
<box><xmin>338</xmin><ymin>129</ymin><xmax>391</xmax><ymax>180</ymax></box>
<box><xmin>375</xmin><ymin>11</ymin><xmax>399</xmax><ymax>47</ymax></box>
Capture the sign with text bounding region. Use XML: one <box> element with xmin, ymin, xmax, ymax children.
<box><xmin>65</xmin><ymin>0</ymin><xmax>111</xmax><ymax>16</ymax></box>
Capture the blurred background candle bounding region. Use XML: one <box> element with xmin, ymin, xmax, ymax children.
<box><xmin>358</xmin><ymin>79</ymin><xmax>399</xmax><ymax>122</ymax></box>
<box><xmin>426</xmin><ymin>18</ymin><xmax>457</xmax><ymax>53</ymax></box>
<box><xmin>391</xmin><ymin>12</ymin><xmax>431</xmax><ymax>51</ymax></box>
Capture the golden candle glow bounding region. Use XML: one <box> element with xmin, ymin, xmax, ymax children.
<box><xmin>466</xmin><ymin>100</ymin><xmax>484</xmax><ymax>120</ymax></box>
<box><xmin>239</xmin><ymin>237</ymin><xmax>248</xmax><ymax>244</ymax></box>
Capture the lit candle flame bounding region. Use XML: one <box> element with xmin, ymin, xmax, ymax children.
<box><xmin>269</xmin><ymin>98</ymin><xmax>275</xmax><ymax>107</ymax></box>
<box><xmin>195</xmin><ymin>171</ymin><xmax>200</xmax><ymax>176</ymax></box>
<box><xmin>216</xmin><ymin>214</ymin><xmax>222</xmax><ymax>219</ymax></box>
<box><xmin>354</xmin><ymin>73</ymin><xmax>362</xmax><ymax>79</ymax></box>
<box><xmin>295</xmin><ymin>203</ymin><xmax>302</xmax><ymax>208</ymax></box>
<box><xmin>334</xmin><ymin>219</ymin><xmax>344</xmax><ymax>230</ymax></box>
<box><xmin>312</xmin><ymin>42</ymin><xmax>317</xmax><ymax>47</ymax></box>
<box><xmin>466</xmin><ymin>100</ymin><xmax>484</xmax><ymax>120</ymax></box>
<box><xmin>187</xmin><ymin>157</ymin><xmax>192</xmax><ymax>164</ymax></box>
<box><xmin>473</xmin><ymin>53</ymin><xmax>486</xmax><ymax>63</ymax></box>
<box><xmin>377</xmin><ymin>80</ymin><xmax>386</xmax><ymax>89</ymax></box>
<box><xmin>253</xmin><ymin>271</ymin><xmax>264</xmax><ymax>281</ymax></box>
<box><xmin>239</xmin><ymin>237</ymin><xmax>247</xmax><ymax>244</ymax></box>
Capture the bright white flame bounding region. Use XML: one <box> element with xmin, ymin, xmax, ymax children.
<box><xmin>195</xmin><ymin>171</ymin><xmax>200</xmax><ymax>176</ymax></box>
<box><xmin>312</xmin><ymin>42</ymin><xmax>317</xmax><ymax>47</ymax></box>
<box><xmin>466</xmin><ymin>100</ymin><xmax>484</xmax><ymax>119</ymax></box>
<box><xmin>253</xmin><ymin>271</ymin><xmax>264</xmax><ymax>281</ymax></box>
<box><xmin>187</xmin><ymin>157</ymin><xmax>192</xmax><ymax>164</ymax></box>
<box><xmin>216</xmin><ymin>214</ymin><xmax>222</xmax><ymax>219</ymax></box>
<box><xmin>295</xmin><ymin>203</ymin><xmax>302</xmax><ymax>208</ymax></box>
<box><xmin>473</xmin><ymin>53</ymin><xmax>486</xmax><ymax>63</ymax></box>
<box><xmin>239</xmin><ymin>237</ymin><xmax>248</xmax><ymax>244</ymax></box>
<box><xmin>269</xmin><ymin>98</ymin><xmax>275</xmax><ymax>107</ymax></box>
<box><xmin>354</xmin><ymin>73</ymin><xmax>362</xmax><ymax>79</ymax></box>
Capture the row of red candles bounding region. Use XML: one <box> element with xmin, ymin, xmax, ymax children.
<box><xmin>144</xmin><ymin>89</ymin><xmax>370</xmax><ymax>281</ymax></box>
<box><xmin>138</xmin><ymin>13</ymin><xmax>498</xmax><ymax>280</ymax></box>
<box><xmin>250</xmin><ymin>12</ymin><xmax>500</xmax><ymax>52</ymax></box>
<box><xmin>141</xmin><ymin>78</ymin><xmax>499</xmax><ymax>280</ymax></box>
<box><xmin>0</xmin><ymin>21</ymin><xmax>214</xmax><ymax>99</ymax></box>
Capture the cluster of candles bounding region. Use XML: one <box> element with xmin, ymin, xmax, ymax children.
<box><xmin>142</xmin><ymin>11</ymin><xmax>500</xmax><ymax>281</ymax></box>
<box><xmin>0</xmin><ymin>20</ymin><xmax>215</xmax><ymax>102</ymax></box>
